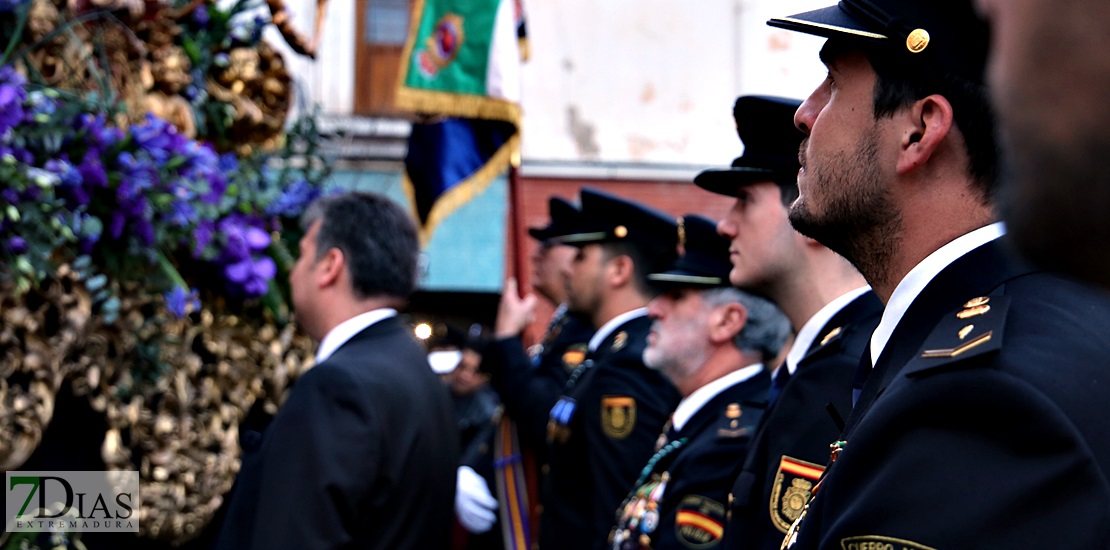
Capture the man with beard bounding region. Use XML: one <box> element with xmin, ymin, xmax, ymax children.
<box><xmin>975</xmin><ymin>0</ymin><xmax>1110</xmax><ymax>292</ymax></box>
<box><xmin>542</xmin><ymin>188</ymin><xmax>683</xmax><ymax>549</ymax></box>
<box><xmin>694</xmin><ymin>95</ymin><xmax>882</xmax><ymax>550</ymax></box>
<box><xmin>767</xmin><ymin>0</ymin><xmax>1110</xmax><ymax>547</ymax></box>
<box><xmin>609</xmin><ymin>214</ymin><xmax>790</xmax><ymax>550</ymax></box>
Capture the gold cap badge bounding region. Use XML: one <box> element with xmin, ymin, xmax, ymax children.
<box><xmin>906</xmin><ymin>28</ymin><xmax>930</xmax><ymax>53</ymax></box>
<box><xmin>614</xmin><ymin>225</ymin><xmax>628</xmax><ymax>238</ymax></box>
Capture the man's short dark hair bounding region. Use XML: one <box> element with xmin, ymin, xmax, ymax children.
<box><xmin>301</xmin><ymin>192</ymin><xmax>420</xmax><ymax>300</ymax></box>
<box><xmin>860</xmin><ymin>42</ymin><xmax>998</xmax><ymax>202</ymax></box>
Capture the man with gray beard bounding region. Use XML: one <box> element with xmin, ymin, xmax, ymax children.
<box><xmin>609</xmin><ymin>214</ymin><xmax>790</xmax><ymax>550</ymax></box>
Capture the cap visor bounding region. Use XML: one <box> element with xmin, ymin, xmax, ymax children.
<box><xmin>648</xmin><ymin>272</ymin><xmax>727</xmax><ymax>289</ymax></box>
<box><xmin>767</xmin><ymin>5</ymin><xmax>886</xmax><ymax>42</ymax></box>
<box><xmin>694</xmin><ymin>167</ymin><xmax>780</xmax><ymax>197</ymax></box>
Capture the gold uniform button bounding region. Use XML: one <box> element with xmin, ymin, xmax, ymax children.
<box><xmin>614</xmin><ymin>225</ymin><xmax>628</xmax><ymax>238</ymax></box>
<box><xmin>906</xmin><ymin>28</ymin><xmax>930</xmax><ymax>53</ymax></box>
<box><xmin>541</xmin><ymin>464</ymin><xmax>550</xmax><ymax>475</ymax></box>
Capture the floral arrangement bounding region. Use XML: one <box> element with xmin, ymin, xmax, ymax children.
<box><xmin>0</xmin><ymin>0</ymin><xmax>333</xmax><ymax>546</ymax></box>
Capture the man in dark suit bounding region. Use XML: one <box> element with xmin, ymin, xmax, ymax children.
<box><xmin>769</xmin><ymin>1</ymin><xmax>1110</xmax><ymax>547</ymax></box>
<box><xmin>609</xmin><ymin>214</ymin><xmax>791</xmax><ymax>550</ymax></box>
<box><xmin>215</xmin><ymin>192</ymin><xmax>458</xmax><ymax>549</ymax></box>
<box><xmin>542</xmin><ymin>188</ymin><xmax>683</xmax><ymax>549</ymax></box>
<box><xmin>695</xmin><ymin>95</ymin><xmax>882</xmax><ymax>550</ymax></box>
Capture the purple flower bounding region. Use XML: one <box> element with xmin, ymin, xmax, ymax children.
<box><xmin>266</xmin><ymin>179</ymin><xmax>321</xmax><ymax>218</ymax></box>
<box><xmin>78</xmin><ymin>154</ymin><xmax>108</xmax><ymax>189</ymax></box>
<box><xmin>223</xmin><ymin>256</ymin><xmax>276</xmax><ymax>298</ymax></box>
<box><xmin>163</xmin><ymin>285</ymin><xmax>200</xmax><ymax>318</ymax></box>
<box><xmin>193</xmin><ymin>5</ymin><xmax>209</xmax><ymax>26</ymax></box>
<box><xmin>6</xmin><ymin>236</ymin><xmax>27</xmax><ymax>254</ymax></box>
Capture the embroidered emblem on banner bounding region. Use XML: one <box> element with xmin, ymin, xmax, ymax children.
<box><xmin>674</xmin><ymin>495</ymin><xmax>725</xmax><ymax>548</ymax></box>
<box><xmin>416</xmin><ymin>14</ymin><xmax>465</xmax><ymax>78</ymax></box>
<box><xmin>769</xmin><ymin>456</ymin><xmax>825</xmax><ymax>533</ymax></box>
<box><xmin>601</xmin><ymin>396</ymin><xmax>636</xmax><ymax>439</ymax></box>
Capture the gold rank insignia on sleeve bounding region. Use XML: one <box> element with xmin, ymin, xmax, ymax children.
<box><xmin>601</xmin><ymin>395</ymin><xmax>636</xmax><ymax>439</ymax></box>
<box><xmin>840</xmin><ymin>535</ymin><xmax>936</xmax><ymax>550</ymax></box>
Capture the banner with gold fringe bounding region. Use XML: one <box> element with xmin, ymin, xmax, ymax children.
<box><xmin>397</xmin><ymin>0</ymin><xmax>524</xmax><ymax>243</ymax></box>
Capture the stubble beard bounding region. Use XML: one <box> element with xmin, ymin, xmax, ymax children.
<box><xmin>788</xmin><ymin>132</ymin><xmax>903</xmax><ymax>290</ymax></box>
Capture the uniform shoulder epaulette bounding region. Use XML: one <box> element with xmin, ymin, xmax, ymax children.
<box><xmin>716</xmin><ymin>401</ymin><xmax>765</xmax><ymax>439</ymax></box>
<box><xmin>903</xmin><ymin>295</ymin><xmax>1008</xmax><ymax>377</ymax></box>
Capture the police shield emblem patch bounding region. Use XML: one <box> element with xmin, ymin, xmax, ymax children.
<box><xmin>674</xmin><ymin>495</ymin><xmax>725</xmax><ymax>548</ymax></box>
<box><xmin>770</xmin><ymin>456</ymin><xmax>825</xmax><ymax>533</ymax></box>
<box><xmin>601</xmin><ymin>396</ymin><xmax>636</xmax><ymax>439</ymax></box>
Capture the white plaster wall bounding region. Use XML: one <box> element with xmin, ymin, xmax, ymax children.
<box><xmin>520</xmin><ymin>0</ymin><xmax>829</xmax><ymax>166</ymax></box>
<box><xmin>272</xmin><ymin>0</ymin><xmax>835</xmax><ymax>165</ymax></box>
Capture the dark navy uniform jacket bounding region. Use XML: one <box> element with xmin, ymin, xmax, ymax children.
<box><xmin>787</xmin><ymin>238</ymin><xmax>1110</xmax><ymax>549</ymax></box>
<box><xmin>541</xmin><ymin>313</ymin><xmax>682</xmax><ymax>550</ymax></box>
<box><xmin>483</xmin><ymin>309</ymin><xmax>595</xmax><ymax>450</ymax></box>
<box><xmin>612</xmin><ymin>368</ymin><xmax>771</xmax><ymax>550</ymax></box>
<box><xmin>724</xmin><ymin>291</ymin><xmax>882</xmax><ymax>549</ymax></box>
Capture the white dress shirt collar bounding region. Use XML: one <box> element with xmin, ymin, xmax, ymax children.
<box><xmin>588</xmin><ymin>308</ymin><xmax>648</xmax><ymax>353</ymax></box>
<box><xmin>869</xmin><ymin>222</ymin><xmax>1006</xmax><ymax>366</ymax></box>
<box><xmin>315</xmin><ymin>308</ymin><xmax>398</xmax><ymax>363</ymax></box>
<box><xmin>672</xmin><ymin>363</ymin><xmax>764</xmax><ymax>432</ymax></box>
<box><xmin>782</xmin><ymin>286</ymin><xmax>872</xmax><ymax>377</ymax></box>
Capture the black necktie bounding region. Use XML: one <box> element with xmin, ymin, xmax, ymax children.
<box><xmin>851</xmin><ymin>345</ymin><xmax>872</xmax><ymax>407</ymax></box>
<box><xmin>767</xmin><ymin>364</ymin><xmax>791</xmax><ymax>405</ymax></box>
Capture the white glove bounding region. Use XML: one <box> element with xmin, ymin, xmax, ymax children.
<box><xmin>456</xmin><ymin>465</ymin><xmax>498</xmax><ymax>533</ymax></box>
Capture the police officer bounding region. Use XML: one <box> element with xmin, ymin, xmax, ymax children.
<box><xmin>609</xmin><ymin>214</ymin><xmax>791</xmax><ymax>550</ymax></box>
<box><xmin>695</xmin><ymin>96</ymin><xmax>882</xmax><ymax>549</ymax></box>
<box><xmin>542</xmin><ymin>188</ymin><xmax>683</xmax><ymax>549</ymax></box>
<box><xmin>770</xmin><ymin>0</ymin><xmax>1110</xmax><ymax>547</ymax></box>
<box><xmin>469</xmin><ymin>197</ymin><xmax>596</xmax><ymax>547</ymax></box>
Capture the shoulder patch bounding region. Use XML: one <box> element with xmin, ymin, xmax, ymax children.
<box><xmin>675</xmin><ymin>495</ymin><xmax>725</xmax><ymax>548</ymax></box>
<box><xmin>601</xmin><ymin>395</ymin><xmax>636</xmax><ymax>439</ymax></box>
<box><xmin>769</xmin><ymin>456</ymin><xmax>824</xmax><ymax>533</ymax></box>
<box><xmin>840</xmin><ymin>535</ymin><xmax>936</xmax><ymax>550</ymax></box>
<box><xmin>903</xmin><ymin>295</ymin><xmax>1008</xmax><ymax>376</ymax></box>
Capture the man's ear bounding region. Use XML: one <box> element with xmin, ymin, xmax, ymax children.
<box><xmin>709</xmin><ymin>302</ymin><xmax>748</xmax><ymax>345</ymax></box>
<box><xmin>896</xmin><ymin>94</ymin><xmax>954</xmax><ymax>175</ymax></box>
<box><xmin>606</xmin><ymin>254</ymin><xmax>635</xmax><ymax>288</ymax></box>
<box><xmin>316</xmin><ymin>247</ymin><xmax>345</xmax><ymax>288</ymax></box>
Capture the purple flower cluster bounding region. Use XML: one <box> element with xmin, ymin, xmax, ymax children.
<box><xmin>214</xmin><ymin>215</ymin><xmax>277</xmax><ymax>298</ymax></box>
<box><xmin>0</xmin><ymin>61</ymin><xmax>325</xmax><ymax>313</ymax></box>
<box><xmin>0</xmin><ymin>66</ymin><xmax>27</xmax><ymax>146</ymax></box>
<box><xmin>266</xmin><ymin>179</ymin><xmax>321</xmax><ymax>218</ymax></box>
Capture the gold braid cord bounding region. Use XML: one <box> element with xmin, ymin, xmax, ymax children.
<box><xmin>0</xmin><ymin>271</ymin><xmax>315</xmax><ymax>545</ymax></box>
